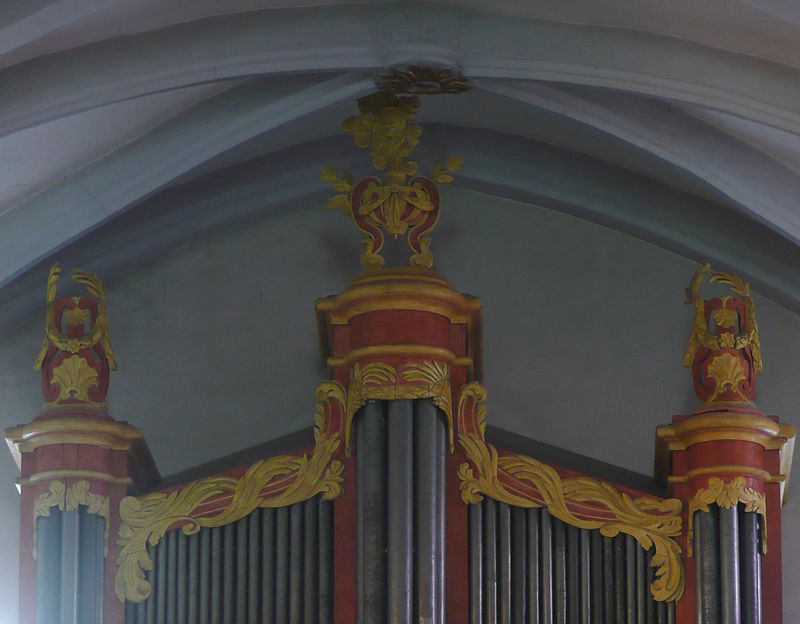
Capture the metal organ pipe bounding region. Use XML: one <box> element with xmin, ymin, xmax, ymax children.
<box><xmin>467</xmin><ymin>503</ymin><xmax>676</xmax><ymax>623</ymax></box>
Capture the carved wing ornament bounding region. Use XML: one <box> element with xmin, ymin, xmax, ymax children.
<box><xmin>115</xmin><ymin>381</ymin><xmax>347</xmax><ymax>603</ymax></box>
<box><xmin>456</xmin><ymin>383</ymin><xmax>685</xmax><ymax>603</ymax></box>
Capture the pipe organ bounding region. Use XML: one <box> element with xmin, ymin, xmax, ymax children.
<box><xmin>5</xmin><ymin>68</ymin><xmax>796</xmax><ymax>623</ymax></box>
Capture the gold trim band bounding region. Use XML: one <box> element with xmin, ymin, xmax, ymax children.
<box><xmin>667</xmin><ymin>465</ymin><xmax>778</xmax><ymax>484</ymax></box>
<box><xmin>327</xmin><ymin>344</ymin><xmax>471</xmax><ymax>368</ymax></box>
<box><xmin>20</xmin><ymin>469</ymin><xmax>132</xmax><ymax>486</ymax></box>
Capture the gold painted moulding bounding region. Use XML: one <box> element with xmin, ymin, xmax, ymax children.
<box><xmin>456</xmin><ymin>383</ymin><xmax>685</xmax><ymax>603</ymax></box>
<box><xmin>687</xmin><ymin>476</ymin><xmax>767</xmax><ymax>557</ymax></box>
<box><xmin>115</xmin><ymin>381</ymin><xmax>347</xmax><ymax>603</ymax></box>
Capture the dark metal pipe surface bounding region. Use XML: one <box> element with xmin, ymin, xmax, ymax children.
<box><xmin>603</xmin><ymin>537</ymin><xmax>614</xmax><ymax>624</ymax></box>
<box><xmin>553</xmin><ymin>519</ymin><xmax>566</xmax><ymax>624</ymax></box>
<box><xmin>697</xmin><ymin>507</ymin><xmax>721</xmax><ymax>624</ymax></box>
<box><xmin>223</xmin><ymin>523</ymin><xmax>235</xmax><ymax>623</ymax></box>
<box><xmin>236</xmin><ymin>518</ymin><xmax>247</xmax><ymax>621</ymax></box>
<box><xmin>247</xmin><ymin>512</ymin><xmax>260</xmax><ymax>624</ymax></box>
<box><xmin>469</xmin><ymin>504</ymin><xmax>483</xmax><ymax>624</ymax></box>
<box><xmin>177</xmin><ymin>532</ymin><xmax>188</xmax><ymax>624</ymax></box>
<box><xmin>262</xmin><ymin>508</ymin><xmax>276</xmax><ymax>624</ymax></box>
<box><xmin>613</xmin><ymin>536</ymin><xmax>625</xmax><ymax>624</ymax></box>
<box><xmin>740</xmin><ymin>509</ymin><xmax>762</xmax><ymax>624</ymax></box>
<box><xmin>511</xmin><ymin>506</ymin><xmax>526</xmax><ymax>624</ymax></box>
<box><xmin>290</xmin><ymin>503</ymin><xmax>304</xmax><ymax>624</ymax></box>
<box><xmin>210</xmin><ymin>527</ymin><xmax>222</xmax><ymax>624</ymax></box>
<box><xmin>579</xmin><ymin>529</ymin><xmax>590</xmax><ymax>624</ymax></box>
<box><xmin>625</xmin><ymin>536</ymin><xmax>636</xmax><ymax>624</ymax></box>
<box><xmin>414</xmin><ymin>399</ymin><xmax>446</xmax><ymax>624</ymax></box>
<box><xmin>319</xmin><ymin>500</ymin><xmax>333</xmax><ymax>624</ymax></box>
<box><xmin>720</xmin><ymin>505</ymin><xmax>741</xmax><ymax>624</ymax></box>
<box><xmin>566</xmin><ymin>525</ymin><xmax>579</xmax><ymax>624</ymax></box>
<box><xmin>590</xmin><ymin>530</ymin><xmax>603</xmax><ymax>624</ymax></box>
<box><xmin>166</xmin><ymin>529</ymin><xmax>177</xmax><ymax>624</ymax></box>
<box><xmin>356</xmin><ymin>401</ymin><xmax>387</xmax><ymax>624</ymax></box>
<box><xmin>304</xmin><ymin>497</ymin><xmax>319</xmax><ymax>624</ymax></box>
<box><xmin>155</xmin><ymin>524</ymin><xmax>167</xmax><ymax>624</ymax></box>
<box><xmin>275</xmin><ymin>506</ymin><xmax>290</xmax><ymax>623</ymax></box>
<box><xmin>636</xmin><ymin>539</ymin><xmax>646</xmax><ymax>624</ymax></box>
<box><xmin>199</xmin><ymin>529</ymin><xmax>210</xmax><ymax>624</ymax></box>
<box><xmin>498</xmin><ymin>502</ymin><xmax>512</xmax><ymax>624</ymax></box>
<box><xmin>387</xmin><ymin>399</ymin><xmax>413</xmax><ymax>624</ymax></box>
<box><xmin>540</xmin><ymin>508</ymin><xmax>554</xmax><ymax>624</ymax></box>
<box><xmin>484</xmin><ymin>498</ymin><xmax>499</xmax><ymax>623</ymax></box>
<box><xmin>527</xmin><ymin>508</ymin><xmax>541</xmax><ymax>624</ymax></box>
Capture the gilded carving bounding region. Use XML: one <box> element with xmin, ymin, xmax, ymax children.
<box><xmin>375</xmin><ymin>66</ymin><xmax>471</xmax><ymax>95</ymax></box>
<box><xmin>344</xmin><ymin>359</ymin><xmax>453</xmax><ymax>454</ymax></box>
<box><xmin>705</xmin><ymin>352</ymin><xmax>747</xmax><ymax>403</ymax></box>
<box><xmin>115</xmin><ymin>381</ymin><xmax>346</xmax><ymax>603</ymax></box>
<box><xmin>687</xmin><ymin>476</ymin><xmax>767</xmax><ymax>556</ymax></box>
<box><xmin>322</xmin><ymin>78</ymin><xmax>465</xmax><ymax>270</ymax></box>
<box><xmin>33</xmin><ymin>480</ymin><xmax>109</xmax><ymax>558</ymax></box>
<box><xmin>456</xmin><ymin>383</ymin><xmax>684</xmax><ymax>603</ymax></box>
<box><xmin>34</xmin><ymin>264</ymin><xmax>116</xmax><ymax>370</ymax></box>
<box><xmin>48</xmin><ymin>354</ymin><xmax>99</xmax><ymax>404</ymax></box>
<box><xmin>34</xmin><ymin>264</ymin><xmax>117</xmax><ymax>407</ymax></box>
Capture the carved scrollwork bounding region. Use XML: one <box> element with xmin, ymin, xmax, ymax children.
<box><xmin>456</xmin><ymin>383</ymin><xmax>685</xmax><ymax>603</ymax></box>
<box><xmin>115</xmin><ymin>381</ymin><xmax>347</xmax><ymax>603</ymax></box>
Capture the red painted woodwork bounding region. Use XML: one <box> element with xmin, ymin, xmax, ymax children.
<box><xmin>318</xmin><ymin>267</ymin><xmax>483</xmax><ymax>621</ymax></box>
<box><xmin>333</xmin><ymin>455</ymin><xmax>357</xmax><ymax>623</ymax></box>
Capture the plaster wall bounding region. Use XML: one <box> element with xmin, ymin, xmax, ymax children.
<box><xmin>1</xmin><ymin>186</ymin><xmax>798</xmax><ymax>620</ymax></box>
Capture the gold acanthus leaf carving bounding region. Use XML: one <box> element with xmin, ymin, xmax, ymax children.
<box><xmin>687</xmin><ymin>476</ymin><xmax>767</xmax><ymax>557</ymax></box>
<box><xmin>33</xmin><ymin>480</ymin><xmax>109</xmax><ymax>558</ymax></box>
<box><xmin>48</xmin><ymin>354</ymin><xmax>100</xmax><ymax>405</ymax></box>
<box><xmin>344</xmin><ymin>360</ymin><xmax>454</xmax><ymax>454</ymax></box>
<box><xmin>115</xmin><ymin>381</ymin><xmax>346</xmax><ymax>604</ymax></box>
<box><xmin>456</xmin><ymin>383</ymin><xmax>684</xmax><ymax>603</ymax></box>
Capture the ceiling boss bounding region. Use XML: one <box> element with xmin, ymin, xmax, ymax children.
<box><xmin>322</xmin><ymin>66</ymin><xmax>470</xmax><ymax>269</ymax></box>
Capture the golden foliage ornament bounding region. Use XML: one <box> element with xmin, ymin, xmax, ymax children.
<box><xmin>456</xmin><ymin>383</ymin><xmax>685</xmax><ymax>602</ymax></box>
<box><xmin>115</xmin><ymin>381</ymin><xmax>346</xmax><ymax>603</ymax></box>
<box><xmin>322</xmin><ymin>70</ymin><xmax>467</xmax><ymax>270</ymax></box>
<box><xmin>343</xmin><ymin>359</ymin><xmax>453</xmax><ymax>454</ymax></box>
<box><xmin>687</xmin><ymin>476</ymin><xmax>766</xmax><ymax>556</ymax></box>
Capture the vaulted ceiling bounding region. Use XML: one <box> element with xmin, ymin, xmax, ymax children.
<box><xmin>2</xmin><ymin>1</ymin><xmax>800</xmax><ymax>326</ymax></box>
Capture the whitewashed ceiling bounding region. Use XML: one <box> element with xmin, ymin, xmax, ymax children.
<box><xmin>2</xmin><ymin>0</ymin><xmax>800</xmax><ymax>317</ymax></box>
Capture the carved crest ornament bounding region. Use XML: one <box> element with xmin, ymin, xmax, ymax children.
<box><xmin>322</xmin><ymin>67</ymin><xmax>470</xmax><ymax>270</ymax></box>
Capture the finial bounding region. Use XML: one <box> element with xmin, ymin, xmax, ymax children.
<box><xmin>683</xmin><ymin>263</ymin><xmax>761</xmax><ymax>405</ymax></box>
<box><xmin>34</xmin><ymin>263</ymin><xmax>116</xmax><ymax>408</ymax></box>
<box><xmin>322</xmin><ymin>66</ymin><xmax>469</xmax><ymax>270</ymax></box>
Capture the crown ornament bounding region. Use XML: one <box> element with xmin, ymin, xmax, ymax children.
<box><xmin>322</xmin><ymin>67</ymin><xmax>470</xmax><ymax>270</ymax></box>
